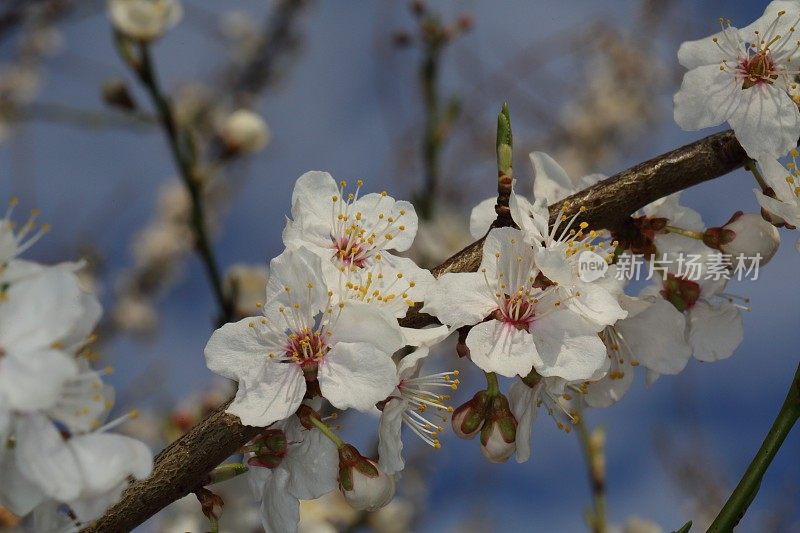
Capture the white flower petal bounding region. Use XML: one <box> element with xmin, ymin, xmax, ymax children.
<box><xmin>584</xmin><ymin>366</ymin><xmax>635</xmax><ymax>408</ymax></box>
<box><xmin>62</xmin><ymin>433</ymin><xmax>153</xmax><ymax>521</ymax></box>
<box><xmin>0</xmin><ymin>349</ymin><xmax>78</xmax><ymax>411</ymax></box>
<box><xmin>758</xmin><ymin>157</ymin><xmax>800</xmax><ymax>204</ymax></box>
<box><xmin>332</xmin><ymin>300</ymin><xmax>403</xmax><ymax>354</ymax></box>
<box><xmin>378</xmin><ymin>398</ymin><xmax>406</xmax><ymax>474</ymax></box>
<box><xmin>288</xmin><ymin>171</ymin><xmax>339</xmax><ymax>242</ymax></box>
<box><xmin>319</xmin><ymin>343</ymin><xmax>398</xmax><ymax>411</ymax></box>
<box><xmin>509</xmin><ymin>192</ymin><xmax>549</xmax><ymax>244</ymax></box>
<box><xmin>617</xmin><ymin>298</ymin><xmax>692</xmax><ymax>375</ymax></box>
<box><xmin>420</xmin><ymin>272</ymin><xmax>495</xmax><ymax>330</ymax></box>
<box><xmin>531</xmin><ymin>310</ymin><xmax>606</xmax><ymax>381</ymax></box>
<box><xmin>260</xmin><ymin>468</ymin><xmax>301</xmax><ymax>533</ymax></box>
<box><xmin>729</xmin><ymin>84</ymin><xmax>800</xmax><ymax>160</ymax></box>
<box><xmin>530</xmin><ymin>151</ymin><xmax>576</xmax><ymax>205</ymax></box>
<box><xmin>16</xmin><ymin>413</ymin><xmax>82</xmax><ymax>502</ymax></box>
<box><xmin>265</xmin><ymin>248</ymin><xmax>327</xmax><ymax>316</ymax></box>
<box><xmin>466</xmin><ymin>320</ymin><xmax>538</xmax><ymax>378</ymax></box>
<box><xmin>508</xmin><ymin>380</ymin><xmax>539</xmax><ymax>464</ymax></box>
<box><xmin>396</xmin><ymin>346</ymin><xmax>431</xmax><ymax>378</ymax></box>
<box><xmin>0</xmin><ymin>424</ymin><xmax>46</xmax><ymax>516</ymax></box>
<box><xmin>674</xmin><ymin>64</ymin><xmax>742</xmax><ymax>131</ymax></box>
<box><xmin>755</xmin><ymin>188</ymin><xmax>800</xmax><ymax>224</ymax></box>
<box><xmin>282</xmin><ymin>427</ymin><xmax>338</xmax><ymax>500</ymax></box>
<box><xmin>228</xmin><ymin>363</ymin><xmax>306</xmax><ymax>427</ymax></box>
<box><xmin>677</xmin><ymin>27</ymin><xmax>737</xmax><ymax>69</ymax></box>
<box><xmin>0</xmin><ymin>269</ymin><xmax>84</xmax><ymax>352</ymax></box>
<box><xmin>688</xmin><ymin>301</ymin><xmax>743</xmax><ymax>362</ymax></box>
<box><xmin>401</xmin><ymin>324</ymin><xmax>450</xmax><ymax>348</ymax></box>
<box><xmin>469</xmin><ymin>197</ymin><xmax>497</xmax><ymax>239</ymax></box>
<box><xmin>204</xmin><ymin>317</ymin><xmax>275</xmax><ymax>381</ymax></box>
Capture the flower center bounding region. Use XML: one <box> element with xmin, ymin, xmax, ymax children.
<box><xmin>739</xmin><ymin>50</ymin><xmax>778</xmax><ymax>89</ymax></box>
<box><xmin>328</xmin><ymin>180</ymin><xmax>408</xmax><ymax>270</ymax></box>
<box><xmin>493</xmin><ymin>294</ymin><xmax>536</xmax><ymax>331</ymax></box>
<box><xmin>285</xmin><ymin>328</ymin><xmax>328</xmax><ymax>362</ymax></box>
<box><xmin>660</xmin><ymin>273</ymin><xmax>701</xmax><ymax>312</ymax></box>
<box><xmin>332</xmin><ymin>235</ymin><xmax>371</xmax><ymax>268</ymax></box>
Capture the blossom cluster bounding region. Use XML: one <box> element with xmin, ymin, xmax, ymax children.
<box><xmin>202</xmin><ymin>141</ymin><xmax>778</xmax><ymax>530</ymax></box>
<box><xmin>673</xmin><ymin>0</ymin><xmax>800</xmax><ymax>250</ymax></box>
<box><xmin>0</xmin><ymin>200</ymin><xmax>153</xmax><ymax>531</ymax></box>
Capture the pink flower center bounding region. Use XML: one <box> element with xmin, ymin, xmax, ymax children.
<box><xmin>493</xmin><ymin>295</ymin><xmax>536</xmax><ymax>331</ymax></box>
<box><xmin>660</xmin><ymin>274</ymin><xmax>701</xmax><ymax>313</ymax></box>
<box><xmin>285</xmin><ymin>328</ymin><xmax>328</xmax><ymax>361</ymax></box>
<box><xmin>738</xmin><ymin>51</ymin><xmax>778</xmax><ymax>89</ymax></box>
<box><xmin>332</xmin><ymin>235</ymin><xmax>371</xmax><ymax>268</ymax></box>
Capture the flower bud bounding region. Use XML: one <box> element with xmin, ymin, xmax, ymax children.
<box><xmin>479</xmin><ymin>394</ymin><xmax>517</xmax><ymax>464</ymax></box>
<box><xmin>219</xmin><ymin>109</ymin><xmax>271</xmax><ymax>156</ymax></box>
<box><xmin>109</xmin><ymin>0</ymin><xmax>183</xmax><ymax>42</ymax></box>
<box><xmin>338</xmin><ymin>444</ymin><xmax>395</xmax><ymax>511</ymax></box>
<box><xmin>195</xmin><ymin>488</ymin><xmax>224</xmax><ymax>521</ymax></box>
<box><xmin>102</xmin><ymin>78</ymin><xmax>137</xmax><ymax>112</ymax></box>
<box><xmin>451</xmin><ymin>390</ymin><xmax>489</xmax><ymax>439</ymax></box>
<box><xmin>703</xmin><ymin>212</ymin><xmax>780</xmax><ymax>266</ymax></box>
<box><xmin>247</xmin><ymin>429</ymin><xmax>287</xmax><ymax>469</ymax></box>
<box><xmin>204</xmin><ymin>463</ymin><xmax>248</xmax><ymax>486</ymax></box>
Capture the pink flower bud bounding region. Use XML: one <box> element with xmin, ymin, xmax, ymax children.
<box><xmin>480</xmin><ymin>418</ymin><xmax>517</xmax><ymax>463</ymax></box>
<box><xmin>451</xmin><ymin>390</ymin><xmax>489</xmax><ymax>439</ymax></box>
<box><xmin>338</xmin><ymin>444</ymin><xmax>395</xmax><ymax>511</ymax></box>
<box><xmin>479</xmin><ymin>394</ymin><xmax>517</xmax><ymax>463</ymax></box>
<box><xmin>247</xmin><ymin>429</ymin><xmax>287</xmax><ymax>469</ymax></box>
<box><xmin>709</xmin><ymin>212</ymin><xmax>780</xmax><ymax>266</ymax></box>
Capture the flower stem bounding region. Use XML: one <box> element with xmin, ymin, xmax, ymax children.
<box><xmin>115</xmin><ymin>36</ymin><xmax>232</xmax><ymax>323</ymax></box>
<box><xmin>309</xmin><ymin>415</ymin><xmax>345</xmax><ymax>448</ymax></box>
<box><xmin>485</xmin><ymin>371</ymin><xmax>500</xmax><ymax>396</ymax></box>
<box><xmin>664</xmin><ymin>225</ymin><xmax>705</xmax><ymax>240</ymax></box>
<box><xmin>708</xmin><ymin>363</ymin><xmax>800</xmax><ymax>532</ymax></box>
<box><xmin>744</xmin><ymin>158</ymin><xmax>769</xmax><ymax>191</ymax></box>
<box><xmin>575</xmin><ymin>411</ymin><xmax>607</xmax><ymax>533</ymax></box>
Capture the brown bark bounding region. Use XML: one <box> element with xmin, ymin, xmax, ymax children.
<box><xmin>84</xmin><ymin>129</ymin><xmax>747</xmax><ymax>532</ymax></box>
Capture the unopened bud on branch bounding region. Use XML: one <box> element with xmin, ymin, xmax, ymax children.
<box><xmin>479</xmin><ymin>394</ymin><xmax>517</xmax><ymax>463</ymax></box>
<box><xmin>218</xmin><ymin>109</ymin><xmax>271</xmax><ymax>156</ymax></box>
<box><xmin>338</xmin><ymin>444</ymin><xmax>395</xmax><ymax>511</ymax></box>
<box><xmin>452</xmin><ymin>390</ymin><xmax>490</xmax><ymax>439</ymax></box>
<box><xmin>704</xmin><ymin>211</ymin><xmax>780</xmax><ymax>265</ymax></box>
<box><xmin>247</xmin><ymin>428</ymin><xmax>287</xmax><ymax>469</ymax></box>
<box><xmin>102</xmin><ymin>78</ymin><xmax>137</xmax><ymax>112</ymax></box>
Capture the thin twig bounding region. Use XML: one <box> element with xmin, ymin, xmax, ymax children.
<box><xmin>708</xmin><ymin>363</ymin><xmax>800</xmax><ymax>532</ymax></box>
<box><xmin>127</xmin><ymin>41</ymin><xmax>232</xmax><ymax>322</ymax></box>
<box><xmin>575</xmin><ymin>412</ymin><xmax>607</xmax><ymax>533</ymax></box>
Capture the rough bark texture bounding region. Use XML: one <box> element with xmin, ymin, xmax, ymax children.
<box><xmin>84</xmin><ymin>129</ymin><xmax>747</xmax><ymax>532</ymax></box>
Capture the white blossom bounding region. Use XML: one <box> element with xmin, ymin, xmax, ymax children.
<box><xmin>583</xmin><ymin>295</ymin><xmax>693</xmax><ymax>408</ymax></box>
<box><xmin>422</xmin><ymin>227</ymin><xmax>607</xmax><ymax>381</ymax></box>
<box><xmin>642</xmin><ymin>252</ymin><xmax>744</xmax><ymax>365</ymax></box>
<box><xmin>283</xmin><ymin>171</ymin><xmax>435</xmax><ymax>345</ymax></box>
<box><xmin>247</xmin><ymin>414</ymin><xmax>338</xmax><ymax>533</ymax></box>
<box><xmin>674</xmin><ymin>1</ymin><xmax>800</xmax><ymax>159</ymax></box>
<box><xmin>377</xmin><ymin>336</ymin><xmax>458</xmax><ymax>474</ymax></box>
<box><xmin>204</xmin><ymin>248</ymin><xmax>403</xmax><ymax>427</ymax></box>
<box><xmin>754</xmin><ymin>153</ymin><xmax>800</xmax><ymax>251</ymax></box>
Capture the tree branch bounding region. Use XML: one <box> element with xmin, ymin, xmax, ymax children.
<box><xmin>83</xmin><ymin>128</ymin><xmax>748</xmax><ymax>532</ymax></box>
